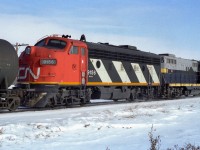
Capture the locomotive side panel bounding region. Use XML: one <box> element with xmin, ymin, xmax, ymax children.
<box><xmin>88</xmin><ymin>58</ymin><xmax>160</xmax><ymax>86</ymax></box>
<box><xmin>87</xmin><ymin>42</ymin><xmax>161</xmax><ymax>100</ymax></box>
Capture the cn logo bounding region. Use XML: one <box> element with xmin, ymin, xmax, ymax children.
<box><xmin>18</xmin><ymin>67</ymin><xmax>40</xmax><ymax>80</ymax></box>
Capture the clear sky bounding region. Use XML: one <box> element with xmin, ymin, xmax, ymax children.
<box><xmin>0</xmin><ymin>0</ymin><xmax>200</xmax><ymax>60</ymax></box>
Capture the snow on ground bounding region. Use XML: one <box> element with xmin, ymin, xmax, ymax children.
<box><xmin>0</xmin><ymin>97</ymin><xmax>200</xmax><ymax>150</ymax></box>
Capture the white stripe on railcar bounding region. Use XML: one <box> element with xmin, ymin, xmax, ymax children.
<box><xmin>90</xmin><ymin>59</ymin><xmax>112</xmax><ymax>83</ymax></box>
<box><xmin>147</xmin><ymin>65</ymin><xmax>160</xmax><ymax>83</ymax></box>
<box><xmin>131</xmin><ymin>63</ymin><xmax>147</xmax><ymax>83</ymax></box>
<box><xmin>112</xmin><ymin>61</ymin><xmax>131</xmax><ymax>83</ymax></box>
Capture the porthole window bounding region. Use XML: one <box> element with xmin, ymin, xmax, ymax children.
<box><xmin>96</xmin><ymin>60</ymin><xmax>101</xmax><ymax>68</ymax></box>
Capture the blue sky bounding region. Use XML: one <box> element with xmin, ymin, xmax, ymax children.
<box><xmin>0</xmin><ymin>0</ymin><xmax>200</xmax><ymax>59</ymax></box>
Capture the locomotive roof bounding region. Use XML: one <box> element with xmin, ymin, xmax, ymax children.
<box><xmin>86</xmin><ymin>42</ymin><xmax>160</xmax><ymax>59</ymax></box>
<box><xmin>86</xmin><ymin>42</ymin><xmax>160</xmax><ymax>65</ymax></box>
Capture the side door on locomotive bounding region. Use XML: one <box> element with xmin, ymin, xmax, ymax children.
<box><xmin>67</xmin><ymin>41</ymin><xmax>88</xmax><ymax>86</ymax></box>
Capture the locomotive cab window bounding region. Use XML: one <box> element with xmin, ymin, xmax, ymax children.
<box><xmin>34</xmin><ymin>39</ymin><xmax>46</xmax><ymax>47</ymax></box>
<box><xmin>46</xmin><ymin>39</ymin><xmax>66</xmax><ymax>49</ymax></box>
<box><xmin>69</xmin><ymin>46</ymin><xmax>79</xmax><ymax>54</ymax></box>
<box><xmin>81</xmin><ymin>48</ymin><xmax>86</xmax><ymax>56</ymax></box>
<box><xmin>35</xmin><ymin>39</ymin><xmax>67</xmax><ymax>49</ymax></box>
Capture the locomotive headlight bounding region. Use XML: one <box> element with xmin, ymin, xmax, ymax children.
<box><xmin>40</xmin><ymin>59</ymin><xmax>57</xmax><ymax>65</ymax></box>
<box><xmin>25</xmin><ymin>46</ymin><xmax>31</xmax><ymax>54</ymax></box>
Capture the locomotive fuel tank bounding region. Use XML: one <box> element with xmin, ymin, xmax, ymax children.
<box><xmin>0</xmin><ymin>39</ymin><xmax>18</xmax><ymax>89</ymax></box>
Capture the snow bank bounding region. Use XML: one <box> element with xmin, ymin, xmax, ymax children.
<box><xmin>0</xmin><ymin>97</ymin><xmax>200</xmax><ymax>150</ymax></box>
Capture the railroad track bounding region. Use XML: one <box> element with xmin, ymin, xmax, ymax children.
<box><xmin>0</xmin><ymin>95</ymin><xmax>197</xmax><ymax>114</ymax></box>
<box><xmin>0</xmin><ymin>100</ymin><xmax>129</xmax><ymax>114</ymax></box>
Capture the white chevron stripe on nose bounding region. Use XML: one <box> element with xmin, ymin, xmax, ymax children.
<box><xmin>147</xmin><ymin>65</ymin><xmax>160</xmax><ymax>83</ymax></box>
<box><xmin>112</xmin><ymin>61</ymin><xmax>131</xmax><ymax>83</ymax></box>
<box><xmin>90</xmin><ymin>59</ymin><xmax>112</xmax><ymax>83</ymax></box>
<box><xmin>131</xmin><ymin>63</ymin><xmax>147</xmax><ymax>83</ymax></box>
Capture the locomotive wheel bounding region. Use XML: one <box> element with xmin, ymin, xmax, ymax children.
<box><xmin>80</xmin><ymin>90</ymin><xmax>91</xmax><ymax>106</ymax></box>
<box><xmin>8</xmin><ymin>97</ymin><xmax>20</xmax><ymax>111</ymax></box>
<box><xmin>127</xmin><ymin>94</ymin><xmax>134</xmax><ymax>102</ymax></box>
<box><xmin>80</xmin><ymin>98</ymin><xmax>86</xmax><ymax>106</ymax></box>
<box><xmin>126</xmin><ymin>89</ymin><xmax>136</xmax><ymax>102</ymax></box>
<box><xmin>46</xmin><ymin>97</ymin><xmax>56</xmax><ymax>108</ymax></box>
<box><xmin>65</xmin><ymin>97</ymin><xmax>73</xmax><ymax>106</ymax></box>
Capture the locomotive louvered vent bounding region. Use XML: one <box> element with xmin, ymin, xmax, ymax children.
<box><xmin>119</xmin><ymin>45</ymin><xmax>137</xmax><ymax>50</ymax></box>
<box><xmin>87</xmin><ymin>42</ymin><xmax>160</xmax><ymax>65</ymax></box>
<box><xmin>159</xmin><ymin>53</ymin><xmax>176</xmax><ymax>57</ymax></box>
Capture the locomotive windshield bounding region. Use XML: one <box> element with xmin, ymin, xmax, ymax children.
<box><xmin>35</xmin><ymin>39</ymin><xmax>67</xmax><ymax>49</ymax></box>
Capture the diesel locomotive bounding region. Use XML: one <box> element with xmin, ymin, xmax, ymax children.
<box><xmin>16</xmin><ymin>34</ymin><xmax>200</xmax><ymax>108</ymax></box>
